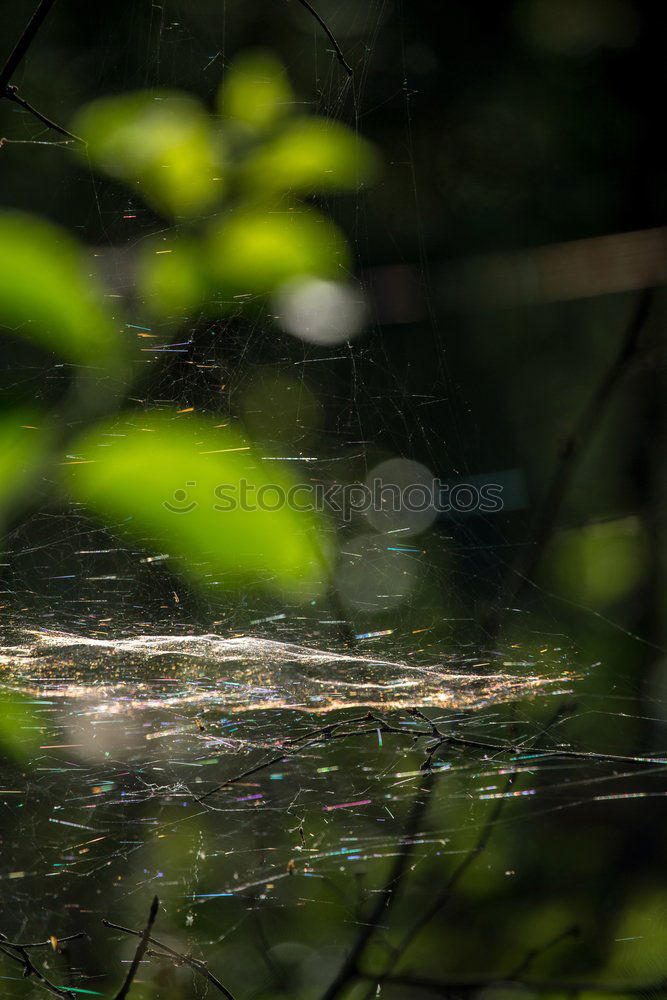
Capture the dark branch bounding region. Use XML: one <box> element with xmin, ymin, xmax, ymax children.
<box><xmin>0</xmin><ymin>0</ymin><xmax>81</xmax><ymax>141</ymax></box>
<box><xmin>320</xmin><ymin>773</ymin><xmax>434</xmax><ymax>1000</ymax></box>
<box><xmin>0</xmin><ymin>933</ymin><xmax>86</xmax><ymax>951</ymax></box>
<box><xmin>103</xmin><ymin>916</ymin><xmax>238</xmax><ymax>1000</ymax></box>
<box><xmin>293</xmin><ymin>0</ymin><xmax>353</xmax><ymax>75</ymax></box>
<box><xmin>0</xmin><ymin>935</ymin><xmax>77</xmax><ymax>999</ymax></box>
<box><xmin>352</xmin><ymin>771</ymin><xmax>518</xmax><ymax>1000</ymax></box>
<box><xmin>4</xmin><ymin>84</ymin><xmax>80</xmax><ymax>141</ymax></box>
<box><xmin>199</xmin><ymin>706</ymin><xmax>667</xmax><ymax>806</ymax></box>
<box><xmin>507</xmin><ymin>923</ymin><xmax>580</xmax><ymax>978</ymax></box>
<box><xmin>197</xmin><ymin>712</ymin><xmax>388</xmax><ymax>803</ymax></box>
<box><xmin>0</xmin><ymin>0</ymin><xmax>59</xmax><ymax>92</ymax></box>
<box><xmin>424</xmin><ymin>728</ymin><xmax>667</xmax><ymax>769</ymax></box>
<box><xmin>485</xmin><ymin>287</ymin><xmax>654</xmax><ymax>635</ymax></box>
<box><xmin>112</xmin><ymin>895</ymin><xmax>159</xmax><ymax>1000</ymax></box>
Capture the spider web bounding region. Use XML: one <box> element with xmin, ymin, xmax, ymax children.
<box><xmin>1</xmin><ymin>2</ymin><xmax>665</xmax><ymax>998</ymax></box>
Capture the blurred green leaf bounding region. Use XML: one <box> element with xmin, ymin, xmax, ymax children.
<box><xmin>607</xmin><ymin>889</ymin><xmax>667</xmax><ymax>976</ymax></box>
<box><xmin>0</xmin><ymin>694</ymin><xmax>41</xmax><ymax>761</ymax></box>
<box><xmin>0</xmin><ymin>410</ymin><xmax>49</xmax><ymax>518</ymax></box>
<box><xmin>73</xmin><ymin>91</ymin><xmax>224</xmax><ymax>217</ymax></box>
<box><xmin>206</xmin><ymin>207</ymin><xmax>350</xmax><ymax>299</ymax></box>
<box><xmin>66</xmin><ymin>412</ymin><xmax>328</xmax><ymax>598</ymax></box>
<box><xmin>218</xmin><ymin>50</ymin><xmax>294</xmax><ymax>131</ymax></box>
<box><xmin>543</xmin><ymin>515</ymin><xmax>647</xmax><ymax>607</ymax></box>
<box><xmin>242</xmin><ymin>117</ymin><xmax>379</xmax><ymax>194</ymax></box>
<box><xmin>0</xmin><ymin>213</ymin><xmax>120</xmax><ymax>365</ymax></box>
<box><xmin>138</xmin><ymin>238</ymin><xmax>207</xmax><ymax>319</ymax></box>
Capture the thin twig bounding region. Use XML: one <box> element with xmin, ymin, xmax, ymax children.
<box><xmin>103</xmin><ymin>917</ymin><xmax>238</xmax><ymax>1000</ymax></box>
<box><xmin>425</xmin><ymin>728</ymin><xmax>667</xmax><ymax>769</ymax></box>
<box><xmin>198</xmin><ymin>707</ymin><xmax>667</xmax><ymax>805</ymax></box>
<box><xmin>353</xmin><ymin>771</ymin><xmax>518</xmax><ymax>1000</ymax></box>
<box><xmin>485</xmin><ymin>287</ymin><xmax>654</xmax><ymax>635</ymax></box>
<box><xmin>293</xmin><ymin>0</ymin><xmax>353</xmax><ymax>75</ymax></box>
<box><xmin>0</xmin><ymin>938</ymin><xmax>77</xmax><ymax>999</ymax></box>
<box><xmin>0</xmin><ymin>0</ymin><xmax>59</xmax><ymax>93</ymax></box>
<box><xmin>197</xmin><ymin>712</ymin><xmax>387</xmax><ymax>803</ymax></box>
<box><xmin>320</xmin><ymin>773</ymin><xmax>434</xmax><ymax>1000</ymax></box>
<box><xmin>0</xmin><ymin>0</ymin><xmax>78</xmax><ymax>140</ymax></box>
<box><xmin>507</xmin><ymin>923</ymin><xmax>580</xmax><ymax>978</ymax></box>
<box><xmin>112</xmin><ymin>895</ymin><xmax>159</xmax><ymax>1000</ymax></box>
<box><xmin>0</xmin><ymin>933</ymin><xmax>86</xmax><ymax>951</ymax></box>
<box><xmin>4</xmin><ymin>85</ymin><xmax>80</xmax><ymax>141</ymax></box>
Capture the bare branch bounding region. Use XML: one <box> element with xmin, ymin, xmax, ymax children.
<box><xmin>351</xmin><ymin>771</ymin><xmax>518</xmax><ymax>1000</ymax></box>
<box><xmin>198</xmin><ymin>706</ymin><xmax>667</xmax><ymax>806</ymax></box>
<box><xmin>293</xmin><ymin>0</ymin><xmax>353</xmax><ymax>75</ymax></box>
<box><xmin>0</xmin><ymin>936</ymin><xmax>77</xmax><ymax>999</ymax></box>
<box><xmin>103</xmin><ymin>916</ymin><xmax>238</xmax><ymax>1000</ymax></box>
<box><xmin>0</xmin><ymin>0</ymin><xmax>59</xmax><ymax>93</ymax></box>
<box><xmin>4</xmin><ymin>84</ymin><xmax>80</xmax><ymax>141</ymax></box>
<box><xmin>507</xmin><ymin>923</ymin><xmax>580</xmax><ymax>978</ymax></box>
<box><xmin>485</xmin><ymin>287</ymin><xmax>654</xmax><ymax>635</ymax></box>
<box><xmin>112</xmin><ymin>895</ymin><xmax>159</xmax><ymax>1000</ymax></box>
<box><xmin>320</xmin><ymin>773</ymin><xmax>434</xmax><ymax>1000</ymax></box>
<box><xmin>0</xmin><ymin>933</ymin><xmax>86</xmax><ymax>951</ymax></box>
<box><xmin>0</xmin><ymin>0</ymin><xmax>83</xmax><ymax>141</ymax></box>
<box><xmin>197</xmin><ymin>712</ymin><xmax>391</xmax><ymax>803</ymax></box>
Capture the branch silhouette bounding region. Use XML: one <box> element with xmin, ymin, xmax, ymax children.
<box><xmin>484</xmin><ymin>287</ymin><xmax>654</xmax><ymax>637</ymax></box>
<box><xmin>197</xmin><ymin>705</ymin><xmax>667</xmax><ymax>806</ymax></box>
<box><xmin>0</xmin><ymin>929</ymin><xmax>82</xmax><ymax>999</ymax></box>
<box><xmin>112</xmin><ymin>895</ymin><xmax>158</xmax><ymax>1000</ymax></box>
<box><xmin>293</xmin><ymin>0</ymin><xmax>353</xmax><ymax>75</ymax></box>
<box><xmin>0</xmin><ymin>0</ymin><xmax>79</xmax><ymax>141</ymax></box>
<box><xmin>103</xmin><ymin>911</ymin><xmax>238</xmax><ymax>1000</ymax></box>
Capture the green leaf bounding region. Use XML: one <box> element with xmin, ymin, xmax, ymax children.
<box><xmin>73</xmin><ymin>91</ymin><xmax>224</xmax><ymax>217</ymax></box>
<box><xmin>544</xmin><ymin>515</ymin><xmax>647</xmax><ymax>607</ymax></box>
<box><xmin>0</xmin><ymin>694</ymin><xmax>41</xmax><ymax>762</ymax></box>
<box><xmin>0</xmin><ymin>213</ymin><xmax>120</xmax><ymax>365</ymax></box>
<box><xmin>205</xmin><ymin>206</ymin><xmax>350</xmax><ymax>299</ymax></box>
<box><xmin>218</xmin><ymin>50</ymin><xmax>294</xmax><ymax>131</ymax></box>
<box><xmin>242</xmin><ymin>117</ymin><xmax>379</xmax><ymax>194</ymax></box>
<box><xmin>0</xmin><ymin>409</ymin><xmax>50</xmax><ymax>518</ymax></box>
<box><xmin>66</xmin><ymin>412</ymin><xmax>328</xmax><ymax>598</ymax></box>
<box><xmin>138</xmin><ymin>238</ymin><xmax>207</xmax><ymax>320</ymax></box>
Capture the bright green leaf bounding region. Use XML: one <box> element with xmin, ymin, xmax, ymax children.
<box><xmin>66</xmin><ymin>412</ymin><xmax>328</xmax><ymax>598</ymax></box>
<box><xmin>73</xmin><ymin>91</ymin><xmax>224</xmax><ymax>217</ymax></box>
<box><xmin>205</xmin><ymin>207</ymin><xmax>350</xmax><ymax>299</ymax></box>
<box><xmin>0</xmin><ymin>213</ymin><xmax>120</xmax><ymax>365</ymax></box>
<box><xmin>138</xmin><ymin>239</ymin><xmax>207</xmax><ymax>320</ymax></box>
<box><xmin>242</xmin><ymin>117</ymin><xmax>379</xmax><ymax>194</ymax></box>
<box><xmin>218</xmin><ymin>50</ymin><xmax>294</xmax><ymax>131</ymax></box>
<box><xmin>0</xmin><ymin>694</ymin><xmax>41</xmax><ymax>762</ymax></box>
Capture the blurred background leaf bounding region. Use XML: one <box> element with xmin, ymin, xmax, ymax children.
<box><xmin>73</xmin><ymin>91</ymin><xmax>224</xmax><ymax>218</ymax></box>
<box><xmin>205</xmin><ymin>206</ymin><xmax>350</xmax><ymax>299</ymax></box>
<box><xmin>0</xmin><ymin>694</ymin><xmax>42</xmax><ymax>761</ymax></box>
<box><xmin>218</xmin><ymin>49</ymin><xmax>295</xmax><ymax>132</ymax></box>
<box><xmin>242</xmin><ymin>117</ymin><xmax>379</xmax><ymax>194</ymax></box>
<box><xmin>138</xmin><ymin>237</ymin><xmax>207</xmax><ymax>320</ymax></box>
<box><xmin>0</xmin><ymin>213</ymin><xmax>120</xmax><ymax>366</ymax></box>
<box><xmin>543</xmin><ymin>515</ymin><xmax>647</xmax><ymax>607</ymax></box>
<box><xmin>66</xmin><ymin>412</ymin><xmax>329</xmax><ymax>598</ymax></box>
